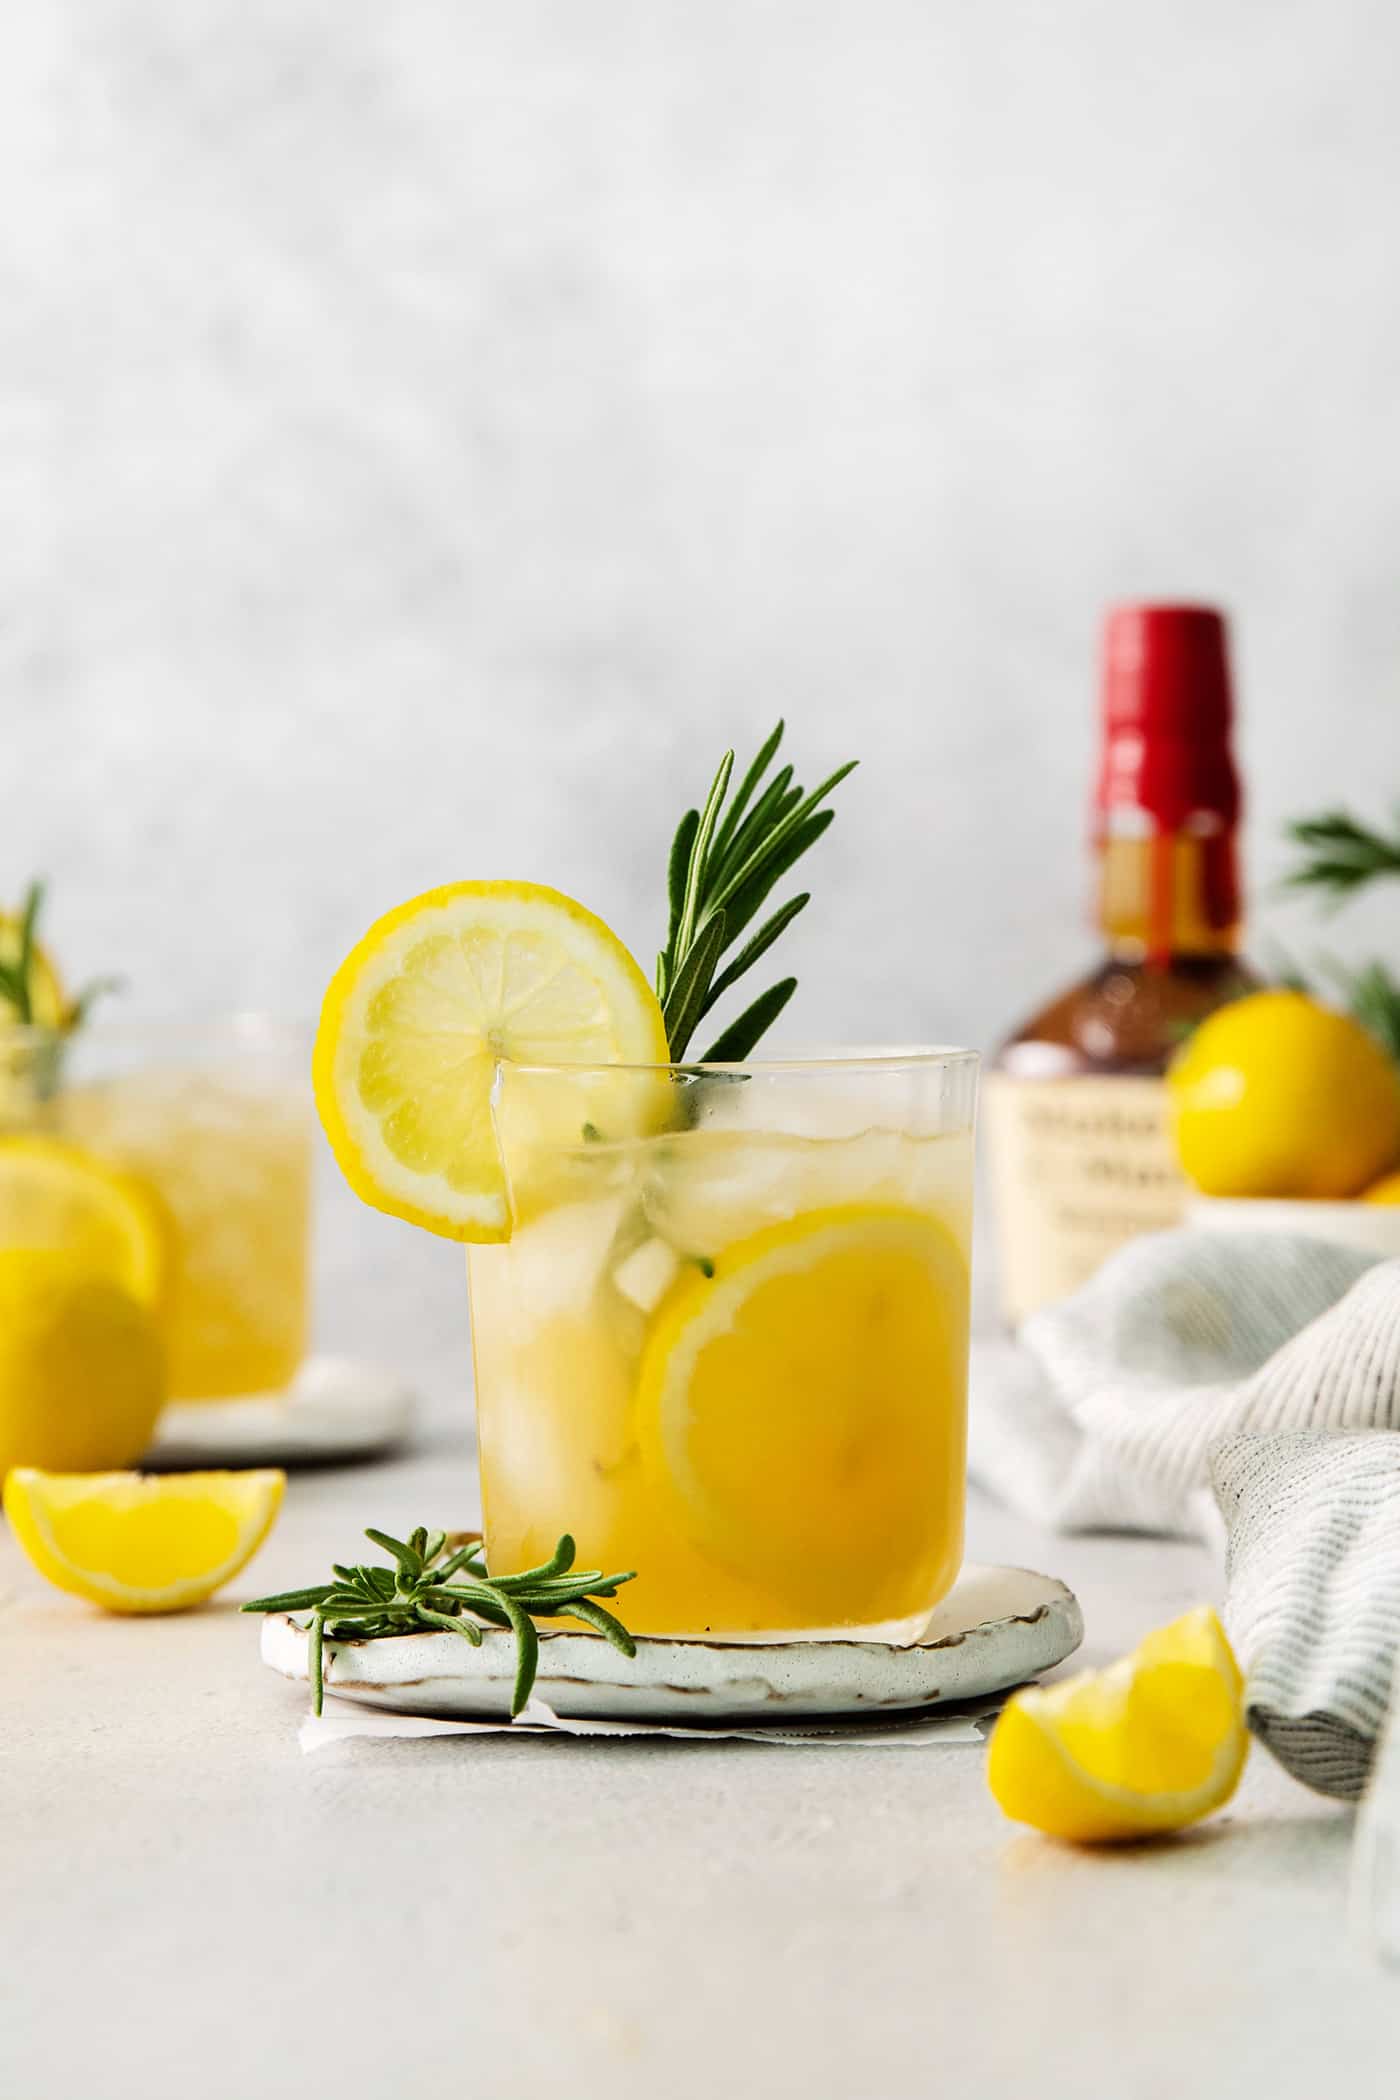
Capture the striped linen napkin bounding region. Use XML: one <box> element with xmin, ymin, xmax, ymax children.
<box><xmin>970</xmin><ymin>1231</ymin><xmax>1400</xmax><ymax>1796</ymax></box>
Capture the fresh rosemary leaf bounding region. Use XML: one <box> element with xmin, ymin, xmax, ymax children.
<box><xmin>241</xmin><ymin>1583</ymin><xmax>335</xmax><ymax>1612</ymax></box>
<box><xmin>417</xmin><ymin>1606</ymin><xmax>485</xmax><ymax>1643</ymax></box>
<box><xmin>701</xmin><ymin>977</ymin><xmax>798</xmax><ymax>1064</ymax></box>
<box><xmin>721</xmin><ymin>811</ymin><xmax>834</xmax><ymax>944</ymax></box>
<box><xmin>66</xmin><ymin>976</ymin><xmax>124</xmax><ymax>1030</ymax></box>
<box><xmin>710</xmin><ymin>717</ymin><xmax>784</xmax><ymax>865</ymax></box>
<box><xmin>663</xmin><ymin>909</ymin><xmax>728</xmax><ymax>1060</ymax></box>
<box><xmin>15</xmin><ymin>881</ymin><xmax>42</xmax><ymax>1026</ymax></box>
<box><xmin>495</xmin><ymin>1592</ymin><xmax>540</xmax><ymax>1717</ymax></box>
<box><xmin>674</xmin><ymin>751</ymin><xmax>734</xmax><ymax>962</ymax></box>
<box><xmin>656</xmin><ymin>725</ymin><xmax>854</xmax><ymax>1063</ymax></box>
<box><xmin>242</xmin><ymin>1523</ymin><xmax>637</xmax><ymax>1717</ymax></box>
<box><xmin>660</xmin><ymin>806</ymin><xmax>700</xmax><ymax>996</ymax></box>
<box><xmin>701</xmin><ymin>893</ymin><xmax>809</xmax><ymax>1017</ymax></box>
<box><xmin>711</xmin><ymin>764</ymin><xmax>795</xmax><ymax>892</ymax></box>
<box><xmin>556</xmin><ymin>1598</ymin><xmax>638</xmax><ymax>1654</ymax></box>
<box><xmin>364</xmin><ymin>1526</ymin><xmax>422</xmax><ymax>1576</ymax></box>
<box><xmin>1284</xmin><ymin>808</ymin><xmax>1400</xmax><ymax>901</ymax></box>
<box><xmin>712</xmin><ymin>765</ymin><xmax>854</xmax><ymax>922</ymax></box>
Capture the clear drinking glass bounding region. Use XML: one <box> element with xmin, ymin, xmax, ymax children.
<box><xmin>0</xmin><ymin>1017</ymin><xmax>312</xmax><ymax>1402</ymax></box>
<box><xmin>468</xmin><ymin>1048</ymin><xmax>977</xmax><ymax>1641</ymax></box>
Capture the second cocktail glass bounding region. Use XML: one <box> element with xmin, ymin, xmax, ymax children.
<box><xmin>2</xmin><ymin>1017</ymin><xmax>312</xmax><ymax>1402</ymax></box>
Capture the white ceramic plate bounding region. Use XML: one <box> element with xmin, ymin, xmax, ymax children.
<box><xmin>145</xmin><ymin>1356</ymin><xmax>416</xmax><ymax>1470</ymax></box>
<box><xmin>261</xmin><ymin>1561</ymin><xmax>1083</xmax><ymax>1724</ymax></box>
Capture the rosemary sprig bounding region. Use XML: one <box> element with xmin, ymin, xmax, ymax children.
<box><xmin>1315</xmin><ymin>956</ymin><xmax>1400</xmax><ymax>1064</ymax></box>
<box><xmin>1279</xmin><ymin>804</ymin><xmax>1400</xmax><ymax>1066</ymax></box>
<box><xmin>242</xmin><ymin>1525</ymin><xmax>637</xmax><ymax>1718</ymax></box>
<box><xmin>1283</xmin><ymin>808</ymin><xmax>1400</xmax><ymax>903</ymax></box>
<box><xmin>654</xmin><ymin>722</ymin><xmax>856</xmax><ymax>1061</ymax></box>
<box><xmin>0</xmin><ymin>878</ymin><xmax>122</xmax><ymax>1032</ymax></box>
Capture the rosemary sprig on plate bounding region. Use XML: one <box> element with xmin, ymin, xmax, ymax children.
<box><xmin>654</xmin><ymin>721</ymin><xmax>856</xmax><ymax>1061</ymax></box>
<box><xmin>242</xmin><ymin>1525</ymin><xmax>637</xmax><ymax>1718</ymax></box>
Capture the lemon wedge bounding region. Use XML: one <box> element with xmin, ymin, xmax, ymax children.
<box><xmin>314</xmin><ymin>880</ymin><xmax>669</xmax><ymax>1241</ymax></box>
<box><xmin>3</xmin><ymin>1466</ymin><xmax>285</xmax><ymax>1613</ymax></box>
<box><xmin>0</xmin><ymin>1134</ymin><xmax>169</xmax><ymax>1310</ymax></box>
<box><xmin>988</xmin><ymin>1606</ymin><xmax>1248</xmax><ymax>1843</ymax></box>
<box><xmin>636</xmin><ymin>1204</ymin><xmax>969</xmax><ymax>1621</ymax></box>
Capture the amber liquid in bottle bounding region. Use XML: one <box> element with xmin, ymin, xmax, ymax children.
<box><xmin>1005</xmin><ymin>831</ymin><xmax>1255</xmax><ymax>1077</ymax></box>
<box><xmin>985</xmin><ymin>605</ymin><xmax>1256</xmax><ymax>1325</ymax></box>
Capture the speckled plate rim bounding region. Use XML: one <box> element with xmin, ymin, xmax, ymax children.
<box><xmin>144</xmin><ymin>1356</ymin><xmax>416</xmax><ymax>1470</ymax></box>
<box><xmin>260</xmin><ymin>1561</ymin><xmax>1083</xmax><ymax>1723</ymax></box>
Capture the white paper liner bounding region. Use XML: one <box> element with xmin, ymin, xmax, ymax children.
<box><xmin>297</xmin><ymin>1690</ymin><xmax>999</xmax><ymax>1754</ymax></box>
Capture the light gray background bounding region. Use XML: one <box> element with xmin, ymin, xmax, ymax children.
<box><xmin>6</xmin><ymin>2</ymin><xmax>1399</xmax><ymax>1395</ymax></box>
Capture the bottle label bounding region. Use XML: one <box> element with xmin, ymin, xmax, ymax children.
<box><xmin>983</xmin><ymin>1073</ymin><xmax>1189</xmax><ymax>1326</ymax></box>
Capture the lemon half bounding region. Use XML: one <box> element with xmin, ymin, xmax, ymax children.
<box><xmin>988</xmin><ymin>1606</ymin><xmax>1248</xmax><ymax>1843</ymax></box>
<box><xmin>314</xmin><ymin>881</ymin><xmax>669</xmax><ymax>1241</ymax></box>
<box><xmin>1169</xmin><ymin>990</ymin><xmax>1400</xmax><ymax>1199</ymax></box>
<box><xmin>4</xmin><ymin>1466</ymin><xmax>285</xmax><ymax>1613</ymax></box>
<box><xmin>0</xmin><ymin>1250</ymin><xmax>166</xmax><ymax>1479</ymax></box>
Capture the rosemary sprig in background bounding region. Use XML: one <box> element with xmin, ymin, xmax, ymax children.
<box><xmin>1283</xmin><ymin>808</ymin><xmax>1400</xmax><ymax>903</ymax></box>
<box><xmin>654</xmin><ymin>721</ymin><xmax>856</xmax><ymax>1061</ymax></box>
<box><xmin>0</xmin><ymin>882</ymin><xmax>50</xmax><ymax>1024</ymax></box>
<box><xmin>0</xmin><ymin>878</ymin><xmax>122</xmax><ymax>1031</ymax></box>
<box><xmin>242</xmin><ymin>1525</ymin><xmax>637</xmax><ymax>1717</ymax></box>
<box><xmin>1282</xmin><ymin>805</ymin><xmax>1400</xmax><ymax>1064</ymax></box>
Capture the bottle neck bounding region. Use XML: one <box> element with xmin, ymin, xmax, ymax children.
<box><xmin>1096</xmin><ymin>822</ymin><xmax>1242</xmax><ymax>965</ymax></box>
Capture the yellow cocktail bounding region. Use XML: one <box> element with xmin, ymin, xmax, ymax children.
<box><xmin>469</xmin><ymin>1057</ymin><xmax>975</xmax><ymax>1637</ymax></box>
<box><xmin>8</xmin><ymin>1019</ymin><xmax>312</xmax><ymax>1401</ymax></box>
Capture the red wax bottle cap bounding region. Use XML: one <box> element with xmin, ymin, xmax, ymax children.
<box><xmin>1095</xmin><ymin>603</ymin><xmax>1240</xmax><ymax>835</ymax></box>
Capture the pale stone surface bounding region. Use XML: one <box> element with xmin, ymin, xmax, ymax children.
<box><xmin>5</xmin><ymin>1443</ymin><xmax>1399</xmax><ymax>2100</ymax></box>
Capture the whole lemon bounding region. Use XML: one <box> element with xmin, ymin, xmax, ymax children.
<box><xmin>0</xmin><ymin>1248</ymin><xmax>166</xmax><ymax>1479</ymax></box>
<box><xmin>1169</xmin><ymin>990</ymin><xmax>1400</xmax><ymax>1199</ymax></box>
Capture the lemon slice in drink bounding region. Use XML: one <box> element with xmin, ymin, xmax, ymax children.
<box><xmin>314</xmin><ymin>881</ymin><xmax>669</xmax><ymax>1241</ymax></box>
<box><xmin>636</xmin><ymin>1204</ymin><xmax>969</xmax><ymax>1621</ymax></box>
<box><xmin>3</xmin><ymin>1466</ymin><xmax>286</xmax><ymax>1613</ymax></box>
<box><xmin>987</xmin><ymin>1607</ymin><xmax>1248</xmax><ymax>1843</ymax></box>
<box><xmin>0</xmin><ymin>1135</ymin><xmax>169</xmax><ymax>1310</ymax></box>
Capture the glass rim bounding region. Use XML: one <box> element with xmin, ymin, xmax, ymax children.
<box><xmin>500</xmin><ymin>1042</ymin><xmax>980</xmax><ymax>1079</ymax></box>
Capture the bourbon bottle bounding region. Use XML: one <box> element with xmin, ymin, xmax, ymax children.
<box><xmin>985</xmin><ymin>604</ymin><xmax>1257</xmax><ymax>1324</ymax></box>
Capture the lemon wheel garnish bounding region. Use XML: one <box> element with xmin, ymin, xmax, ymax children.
<box><xmin>3</xmin><ymin>1467</ymin><xmax>286</xmax><ymax>1614</ymax></box>
<box><xmin>636</xmin><ymin>1204</ymin><xmax>969</xmax><ymax>1617</ymax></box>
<box><xmin>314</xmin><ymin>881</ymin><xmax>670</xmax><ymax>1242</ymax></box>
<box><xmin>0</xmin><ymin>1134</ymin><xmax>169</xmax><ymax>1310</ymax></box>
<box><xmin>987</xmin><ymin>1606</ymin><xmax>1248</xmax><ymax>1844</ymax></box>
